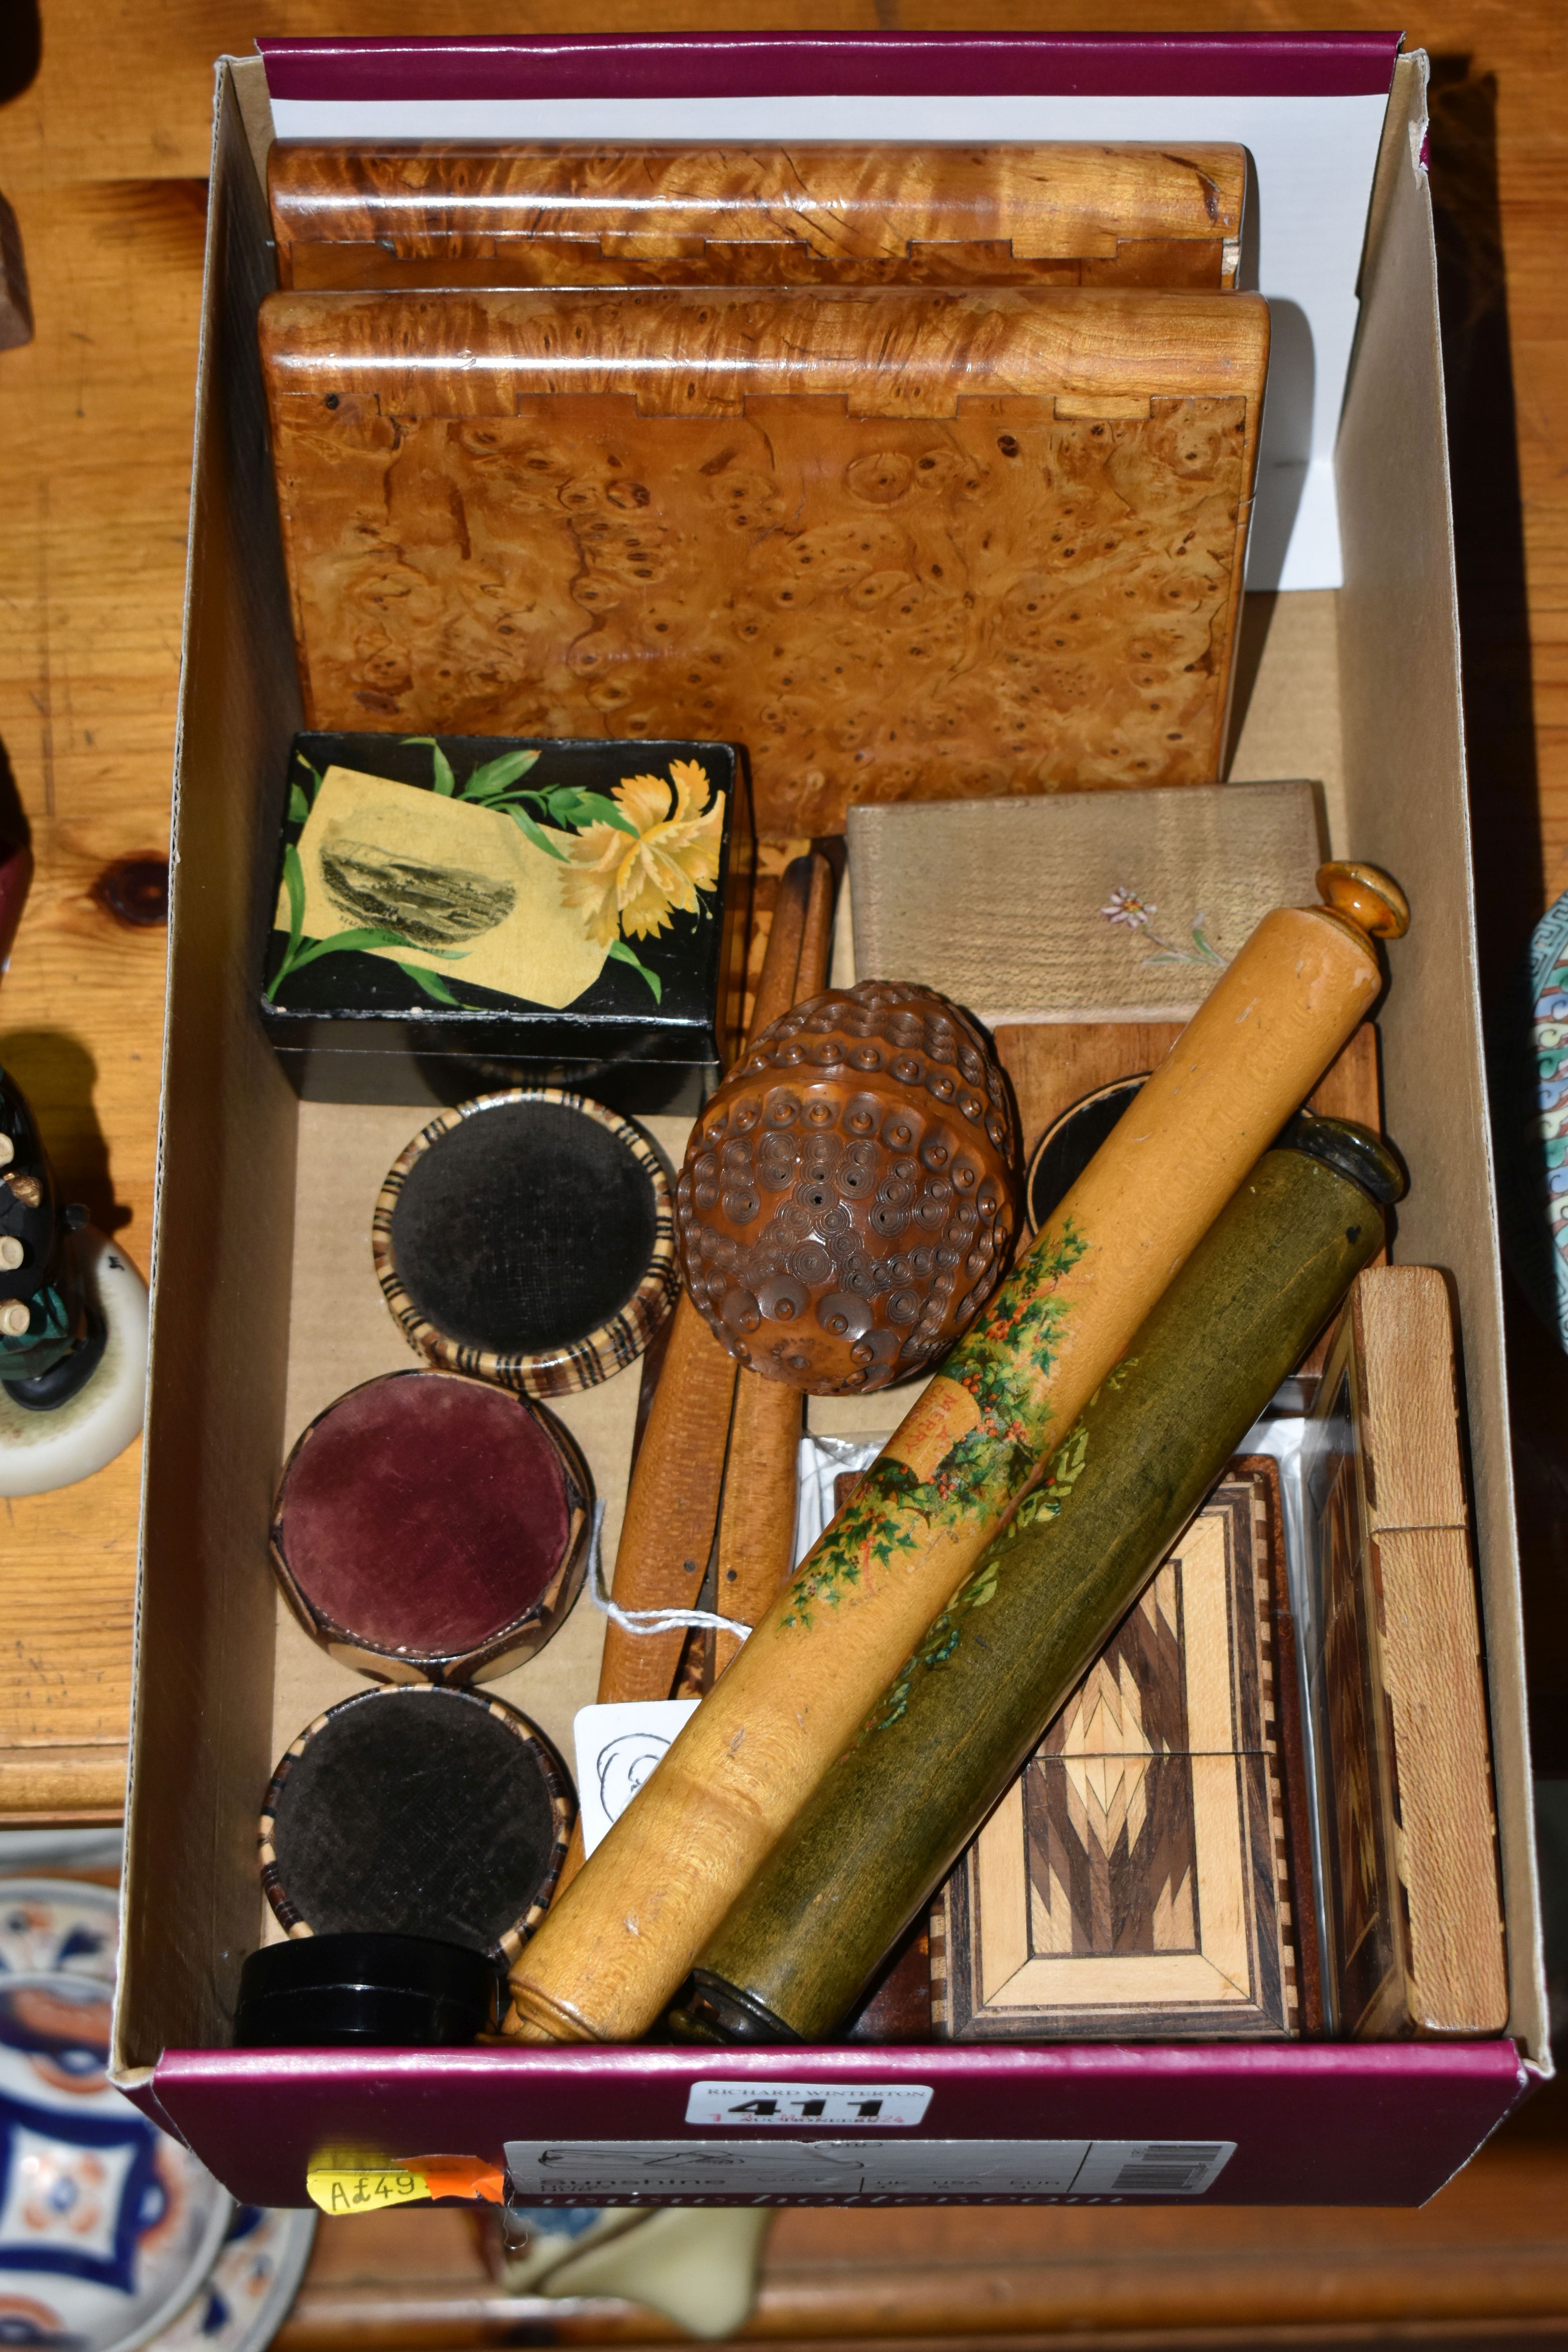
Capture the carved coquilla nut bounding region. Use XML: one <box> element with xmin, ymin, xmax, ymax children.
<box><xmin>676</xmin><ymin>980</ymin><xmax>1021</xmax><ymax>1394</ymax></box>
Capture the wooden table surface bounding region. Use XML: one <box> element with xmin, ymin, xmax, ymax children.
<box><xmin>2</xmin><ymin>5</ymin><xmax>1566</xmax><ymax>2343</ymax></box>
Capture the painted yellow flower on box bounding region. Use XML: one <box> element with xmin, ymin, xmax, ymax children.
<box><xmin>558</xmin><ymin>759</ymin><xmax>726</xmax><ymax>949</ymax></box>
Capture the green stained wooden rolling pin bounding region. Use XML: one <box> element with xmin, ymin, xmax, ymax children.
<box><xmin>668</xmin><ymin>1115</ymin><xmax>1403</xmax><ymax>2045</ymax></box>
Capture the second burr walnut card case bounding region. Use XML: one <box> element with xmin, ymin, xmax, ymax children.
<box><xmin>258</xmin><ymin>283</ymin><xmax>1269</xmax><ymax>835</ymax></box>
<box><xmin>268</xmin><ymin>140</ymin><xmax>1246</xmax><ymax>292</ymax></box>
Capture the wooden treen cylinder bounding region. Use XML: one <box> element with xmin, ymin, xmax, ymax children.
<box><xmin>589</xmin><ymin>855</ymin><xmax>828</xmax><ymax>1708</ymax></box>
<box><xmin>502</xmin><ymin>862</ymin><xmax>1407</xmax><ymax>2045</ymax></box>
<box><xmin>671</xmin><ymin>1119</ymin><xmax>1402</xmax><ymax>2042</ymax></box>
<box><xmin>707</xmin><ymin>858</ymin><xmax>833</xmax><ymax>1674</ymax></box>
<box><xmin>711</xmin><ymin>1370</ymin><xmax>803</xmax><ymax>1677</ymax></box>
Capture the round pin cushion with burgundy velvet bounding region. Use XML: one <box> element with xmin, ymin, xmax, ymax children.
<box><xmin>270</xmin><ymin>1367</ymin><xmax>592</xmax><ymax>1686</ymax></box>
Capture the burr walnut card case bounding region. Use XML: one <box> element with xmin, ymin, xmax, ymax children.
<box><xmin>268</xmin><ymin>140</ymin><xmax>1245</xmax><ymax>293</ymax></box>
<box><xmin>257</xmin><ymin>285</ymin><xmax>1269</xmax><ymax>836</ymax></box>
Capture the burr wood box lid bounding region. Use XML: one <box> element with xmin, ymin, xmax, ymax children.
<box><xmin>260</xmin><ymin>729</ymin><xmax>752</xmax><ymax>1109</ymax></box>
<box><xmin>114</xmin><ymin>40</ymin><xmax>1543</xmax><ymax>2209</ymax></box>
<box><xmin>258</xmin><ymin>281</ymin><xmax>1269</xmax><ymax>836</ymax></box>
<box><xmin>267</xmin><ymin>139</ymin><xmax>1248</xmax><ymax>293</ymax></box>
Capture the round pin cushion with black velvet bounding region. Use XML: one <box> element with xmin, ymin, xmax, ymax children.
<box><xmin>270</xmin><ymin>1368</ymin><xmax>592</xmax><ymax>1685</ymax></box>
<box><xmin>1025</xmin><ymin>1076</ymin><xmax>1147</xmax><ymax>1236</ymax></box>
<box><xmin>260</xmin><ymin>1685</ymin><xmax>574</xmax><ymax>1963</ymax></box>
<box><xmin>374</xmin><ymin>1087</ymin><xmax>678</xmax><ymax>1398</ymax></box>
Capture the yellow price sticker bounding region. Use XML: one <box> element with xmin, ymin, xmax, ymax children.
<box><xmin>306</xmin><ymin>2157</ymin><xmax>508</xmax><ymax>2216</ymax></box>
<box><xmin>307</xmin><ymin>2167</ymin><xmax>430</xmax><ymax>2217</ymax></box>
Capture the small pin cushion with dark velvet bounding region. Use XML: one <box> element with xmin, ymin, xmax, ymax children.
<box><xmin>1026</xmin><ymin>1078</ymin><xmax>1146</xmax><ymax>1235</ymax></box>
<box><xmin>271</xmin><ymin>1368</ymin><xmax>591</xmax><ymax>1684</ymax></box>
<box><xmin>260</xmin><ymin>1684</ymin><xmax>574</xmax><ymax>1962</ymax></box>
<box><xmin>374</xmin><ymin>1087</ymin><xmax>678</xmax><ymax>1398</ymax></box>
<box><xmin>674</xmin><ymin>981</ymin><xmax>1021</xmax><ymax>1393</ymax></box>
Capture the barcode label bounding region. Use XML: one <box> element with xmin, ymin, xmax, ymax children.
<box><xmin>1074</xmin><ymin>2140</ymin><xmax>1234</xmax><ymax>2196</ymax></box>
<box><xmin>503</xmin><ymin>2136</ymin><xmax>1236</xmax><ymax>2202</ymax></box>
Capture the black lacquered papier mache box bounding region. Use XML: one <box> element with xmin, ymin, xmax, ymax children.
<box><xmin>259</xmin><ymin>730</ymin><xmax>752</xmax><ymax>1109</ymax></box>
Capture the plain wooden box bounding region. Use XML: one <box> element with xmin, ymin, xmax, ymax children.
<box><xmin>110</xmin><ymin>45</ymin><xmax>1546</xmax><ymax>2207</ymax></box>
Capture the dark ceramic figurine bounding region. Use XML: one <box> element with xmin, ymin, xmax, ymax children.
<box><xmin>0</xmin><ymin>1065</ymin><xmax>98</xmax><ymax>1403</ymax></box>
<box><xmin>0</xmin><ymin>1063</ymin><xmax>150</xmax><ymax>1495</ymax></box>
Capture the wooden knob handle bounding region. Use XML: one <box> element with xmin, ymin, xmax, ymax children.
<box><xmin>1316</xmin><ymin>861</ymin><xmax>1409</xmax><ymax>941</ymax></box>
<box><xmin>0</xmin><ymin>1300</ymin><xmax>30</xmax><ymax>1336</ymax></box>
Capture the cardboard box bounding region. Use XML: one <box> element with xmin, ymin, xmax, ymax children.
<box><xmin>113</xmin><ymin>34</ymin><xmax>1547</xmax><ymax>2209</ymax></box>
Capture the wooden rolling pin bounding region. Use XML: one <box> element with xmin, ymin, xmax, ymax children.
<box><xmin>504</xmin><ymin>861</ymin><xmax>1408</xmax><ymax>2044</ymax></box>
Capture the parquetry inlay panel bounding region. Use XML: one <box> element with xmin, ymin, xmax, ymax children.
<box><xmin>934</xmin><ymin>1466</ymin><xmax>1308</xmax><ymax>2039</ymax></box>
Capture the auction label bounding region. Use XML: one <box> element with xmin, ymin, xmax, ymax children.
<box><xmin>684</xmin><ymin>2081</ymin><xmax>931</xmax><ymax>2128</ymax></box>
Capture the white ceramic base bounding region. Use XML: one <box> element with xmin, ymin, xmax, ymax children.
<box><xmin>540</xmin><ymin>2207</ymin><xmax>771</xmax><ymax>2340</ymax></box>
<box><xmin>0</xmin><ymin>1228</ymin><xmax>149</xmax><ymax>1495</ymax></box>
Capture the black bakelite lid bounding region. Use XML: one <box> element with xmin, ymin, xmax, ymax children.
<box><xmin>1273</xmin><ymin>1111</ymin><xmax>1408</xmax><ymax>1205</ymax></box>
<box><xmin>234</xmin><ymin>1930</ymin><xmax>501</xmax><ymax>2048</ymax></box>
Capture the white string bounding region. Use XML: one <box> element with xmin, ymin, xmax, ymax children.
<box><xmin>583</xmin><ymin>1499</ymin><xmax>752</xmax><ymax>1643</ymax></box>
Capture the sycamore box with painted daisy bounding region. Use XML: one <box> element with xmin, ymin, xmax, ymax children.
<box><xmin>259</xmin><ymin>729</ymin><xmax>753</xmax><ymax>1108</ymax></box>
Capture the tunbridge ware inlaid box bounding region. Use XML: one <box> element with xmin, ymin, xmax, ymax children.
<box><xmin>268</xmin><ymin>138</ymin><xmax>1247</xmax><ymax>292</ymax></box>
<box><xmin>933</xmin><ymin>1463</ymin><xmax>1316</xmax><ymax>2042</ymax></box>
<box><xmin>114</xmin><ymin>32</ymin><xmax>1544</xmax><ymax>2212</ymax></box>
<box><xmin>258</xmin><ymin>282</ymin><xmax>1268</xmax><ymax>836</ymax></box>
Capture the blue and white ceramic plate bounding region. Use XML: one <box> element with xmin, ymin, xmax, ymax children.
<box><xmin>0</xmin><ymin>1971</ymin><xmax>232</xmax><ymax>2352</ymax></box>
<box><xmin>0</xmin><ymin>1883</ymin><xmax>119</xmax><ymax>1987</ymax></box>
<box><xmin>145</xmin><ymin>2204</ymin><xmax>316</xmax><ymax>2352</ymax></box>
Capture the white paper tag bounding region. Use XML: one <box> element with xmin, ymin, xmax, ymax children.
<box><xmin>684</xmin><ymin>2080</ymin><xmax>932</xmax><ymax>2128</ymax></box>
<box><xmin>573</xmin><ymin>1700</ymin><xmax>700</xmax><ymax>1857</ymax></box>
<box><xmin>503</xmin><ymin>2136</ymin><xmax>1235</xmax><ymax>2201</ymax></box>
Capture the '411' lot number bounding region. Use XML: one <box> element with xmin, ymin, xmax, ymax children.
<box><xmin>684</xmin><ymin>2082</ymin><xmax>933</xmax><ymax>2128</ymax></box>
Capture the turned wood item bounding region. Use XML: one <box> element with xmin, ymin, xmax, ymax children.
<box><xmin>270</xmin><ymin>1368</ymin><xmax>592</xmax><ymax>1685</ymax></box>
<box><xmin>671</xmin><ymin>1127</ymin><xmax>1396</xmax><ymax>2045</ymax></box>
<box><xmin>269</xmin><ymin>141</ymin><xmax>1245</xmax><ymax>294</ymax></box>
<box><xmin>258</xmin><ymin>285</ymin><xmax>1270</xmax><ymax>835</ymax></box>
<box><xmin>675</xmin><ymin>980</ymin><xmax>1022</xmax><ymax>1393</ymax></box>
<box><xmin>1311</xmin><ymin>1267</ymin><xmax>1508</xmax><ymax>2037</ymax></box>
<box><xmin>590</xmin><ymin>853</ymin><xmax>831</xmax><ymax>1715</ymax></box>
<box><xmin>711</xmin><ymin>1372</ymin><xmax>804</xmax><ymax>1679</ymax></box>
<box><xmin>1005</xmin><ymin>1017</ymin><xmax>1385</xmax><ymax>1388</ymax></box>
<box><xmin>709</xmin><ymin>858</ymin><xmax>832</xmax><ymax>1678</ymax></box>
<box><xmin>500</xmin><ymin>862</ymin><xmax>1408</xmax><ymax>2045</ymax></box>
